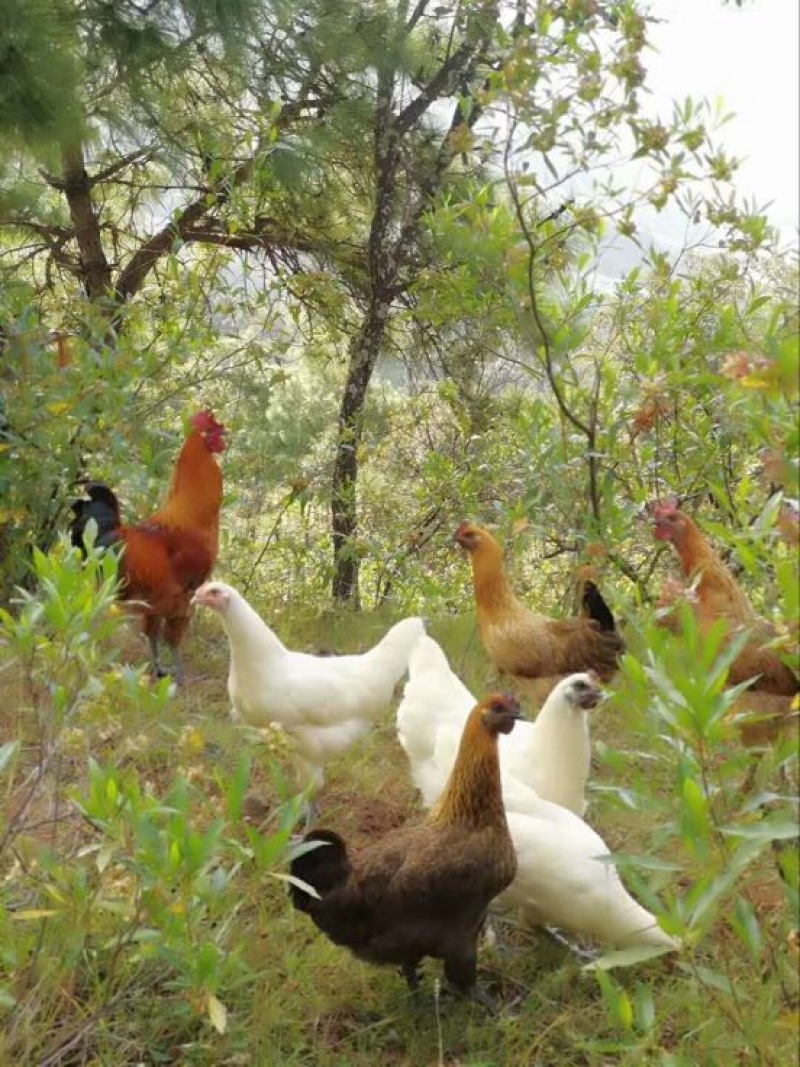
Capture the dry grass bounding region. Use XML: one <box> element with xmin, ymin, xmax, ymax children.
<box><xmin>1</xmin><ymin>606</ymin><xmax>797</xmax><ymax>1066</ymax></box>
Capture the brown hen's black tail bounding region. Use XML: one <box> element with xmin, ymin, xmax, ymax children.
<box><xmin>69</xmin><ymin>483</ymin><xmax>122</xmax><ymax>556</ymax></box>
<box><xmin>288</xmin><ymin>830</ymin><xmax>349</xmax><ymax>912</ymax></box>
<box><xmin>581</xmin><ymin>580</ymin><xmax>617</xmax><ymax>633</ymax></box>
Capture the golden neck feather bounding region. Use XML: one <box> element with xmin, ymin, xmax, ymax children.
<box><xmin>469</xmin><ymin>537</ymin><xmax>516</xmax><ymax>614</ymax></box>
<box><xmin>430</xmin><ymin>708</ymin><xmax>506</xmax><ymax>830</ymax></box>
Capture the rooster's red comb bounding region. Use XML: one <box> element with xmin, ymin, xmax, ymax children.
<box><xmin>190</xmin><ymin>409</ymin><xmax>224</xmax><ymax>434</ymax></box>
<box><xmin>652</xmin><ymin>497</ymin><xmax>680</xmax><ymax>519</ymax></box>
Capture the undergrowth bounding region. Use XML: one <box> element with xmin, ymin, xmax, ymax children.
<box><xmin>0</xmin><ymin>544</ymin><xmax>797</xmax><ymax>1066</ymax></box>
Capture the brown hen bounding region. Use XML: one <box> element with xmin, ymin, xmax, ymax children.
<box><xmin>288</xmin><ymin>694</ymin><xmax>520</xmax><ymax>1002</ymax></box>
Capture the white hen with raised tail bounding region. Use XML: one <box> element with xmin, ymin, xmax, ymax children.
<box><xmin>397</xmin><ymin>635</ymin><xmax>600</xmax><ymax>815</ymax></box>
<box><xmin>193</xmin><ymin>582</ymin><xmax>425</xmax><ymax>808</ymax></box>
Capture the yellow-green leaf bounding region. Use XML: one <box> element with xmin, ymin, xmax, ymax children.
<box><xmin>207</xmin><ymin>993</ymin><xmax>227</xmax><ymax>1034</ymax></box>
<box><xmin>11</xmin><ymin>909</ymin><xmax>61</xmax><ymax>921</ymax></box>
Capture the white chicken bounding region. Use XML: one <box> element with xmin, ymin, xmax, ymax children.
<box><xmin>397</xmin><ymin>635</ymin><xmax>600</xmax><ymax>815</ymax></box>
<box><xmin>398</xmin><ymin>636</ymin><xmax>678</xmax><ymax>953</ymax></box>
<box><xmin>500</xmin><ymin>804</ymin><xmax>679</xmax><ymax>952</ymax></box>
<box><xmin>192</xmin><ymin>581</ymin><xmax>425</xmax><ymax>822</ymax></box>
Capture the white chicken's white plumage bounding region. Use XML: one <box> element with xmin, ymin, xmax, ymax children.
<box><xmin>500</xmin><ymin>807</ymin><xmax>678</xmax><ymax>951</ymax></box>
<box><xmin>397</xmin><ymin>635</ymin><xmax>598</xmax><ymax>815</ymax></box>
<box><xmin>398</xmin><ymin>635</ymin><xmax>678</xmax><ymax>952</ymax></box>
<box><xmin>193</xmin><ymin>581</ymin><xmax>425</xmax><ymax>797</ymax></box>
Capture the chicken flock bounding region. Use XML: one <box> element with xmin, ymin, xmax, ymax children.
<box><xmin>67</xmin><ymin>410</ymin><xmax>797</xmax><ymax>1007</ymax></box>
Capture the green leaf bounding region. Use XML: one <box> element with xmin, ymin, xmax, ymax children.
<box><xmin>584</xmin><ymin>942</ymin><xmax>676</xmax><ymax>971</ymax></box>
<box><xmin>685</xmin><ymin>963</ymin><xmax>734</xmax><ymax>995</ymax></box>
<box><xmin>0</xmin><ymin>740</ymin><xmax>20</xmax><ymax>775</ymax></box>
<box><xmin>731</xmin><ymin>895</ymin><xmax>763</xmax><ymax>959</ymax></box>
<box><xmin>722</xmin><ymin>817</ymin><xmax>799</xmax><ymax>841</ymax></box>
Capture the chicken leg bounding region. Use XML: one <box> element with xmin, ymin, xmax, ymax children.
<box><xmin>163</xmin><ymin>614</ymin><xmax>190</xmax><ymax>686</ymax></box>
<box><xmin>144</xmin><ymin>617</ymin><xmax>165</xmax><ymax>677</ymax></box>
<box><xmin>302</xmin><ymin>798</ymin><xmax>320</xmax><ymax>832</ymax></box>
<box><xmin>292</xmin><ymin>756</ymin><xmax>324</xmax><ymax>830</ymax></box>
<box><xmin>400</xmin><ymin>963</ymin><xmax>422</xmax><ymax>991</ymax></box>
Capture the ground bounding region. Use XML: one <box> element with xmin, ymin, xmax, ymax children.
<box><xmin>0</xmin><ymin>605</ymin><xmax>797</xmax><ymax>1066</ymax></box>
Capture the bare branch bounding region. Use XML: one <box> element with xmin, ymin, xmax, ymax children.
<box><xmin>88</xmin><ymin>145</ymin><xmax>158</xmax><ymax>186</ymax></box>
<box><xmin>113</xmin><ymin>157</ymin><xmax>252</xmax><ymax>303</ymax></box>
<box><xmin>394</xmin><ymin>2</ymin><xmax>497</xmax><ymax>136</ymax></box>
<box><xmin>406</xmin><ymin>0</ymin><xmax>432</xmax><ymax>32</ymax></box>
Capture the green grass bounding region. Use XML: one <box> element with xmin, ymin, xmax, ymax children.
<box><xmin>1</xmin><ymin>603</ymin><xmax>797</xmax><ymax>1067</ymax></box>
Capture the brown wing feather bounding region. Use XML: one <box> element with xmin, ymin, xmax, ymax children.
<box><xmin>729</xmin><ymin>690</ymin><xmax>799</xmax><ymax>746</ymax></box>
<box><xmin>480</xmin><ymin>607</ymin><xmax>622</xmax><ymax>681</ymax></box>
<box><xmin>294</xmin><ymin>822</ymin><xmax>515</xmax><ymax>971</ymax></box>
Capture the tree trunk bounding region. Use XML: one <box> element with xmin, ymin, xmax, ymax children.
<box><xmin>328</xmin><ymin>11</ymin><xmax>492</xmax><ymax>604</ymax></box>
<box><xmin>330</xmin><ymin>301</ymin><xmax>390</xmax><ymax>604</ymax></box>
<box><xmin>60</xmin><ymin>143</ymin><xmax>113</xmax><ymax>303</ymax></box>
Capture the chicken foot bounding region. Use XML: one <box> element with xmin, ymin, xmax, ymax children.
<box><xmin>147</xmin><ymin>631</ymin><xmax>165</xmax><ymax>677</ymax></box>
<box><xmin>144</xmin><ymin>615</ymin><xmax>186</xmax><ymax>685</ymax></box>
<box><xmin>163</xmin><ymin>615</ymin><xmax>189</xmax><ymax>685</ymax></box>
<box><xmin>292</xmin><ymin>757</ymin><xmax>323</xmax><ymax>830</ymax></box>
<box><xmin>444</xmin><ymin>948</ymin><xmax>502</xmax><ymax>1011</ymax></box>
<box><xmin>146</xmin><ymin>633</ymin><xmax>186</xmax><ymax>685</ymax></box>
<box><xmin>399</xmin><ymin>964</ymin><xmax>422</xmax><ymax>991</ymax></box>
<box><xmin>435</xmin><ymin>980</ymin><xmax>500</xmax><ymax>1013</ymax></box>
<box><xmin>302</xmin><ymin>798</ymin><xmax>320</xmax><ymax>832</ymax></box>
<box><xmin>399</xmin><ymin>962</ymin><xmax>498</xmax><ymax>1010</ymax></box>
<box><xmin>542</xmin><ymin>924</ymin><xmax>598</xmax><ymax>962</ymax></box>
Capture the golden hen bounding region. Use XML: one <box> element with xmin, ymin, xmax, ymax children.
<box><xmin>653</xmin><ymin>499</ymin><xmax>798</xmax><ymax>746</ymax></box>
<box><xmin>455</xmin><ymin>522</ymin><xmax>623</xmax><ymax>703</ymax></box>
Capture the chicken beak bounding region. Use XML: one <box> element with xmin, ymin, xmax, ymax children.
<box><xmin>579</xmin><ymin>688</ymin><xmax>602</xmax><ymax>711</ymax></box>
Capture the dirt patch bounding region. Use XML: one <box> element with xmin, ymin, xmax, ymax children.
<box><xmin>321</xmin><ymin>773</ymin><xmax>419</xmax><ymax>845</ymax></box>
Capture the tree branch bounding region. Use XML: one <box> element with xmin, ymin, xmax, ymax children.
<box><xmin>405</xmin><ymin>0</ymin><xmax>431</xmax><ymax>32</ymax></box>
<box><xmin>181</xmin><ymin>222</ymin><xmax>320</xmax><ymax>257</ymax></box>
<box><xmin>394</xmin><ymin>29</ymin><xmax>488</xmax><ymax>137</ymax></box>
<box><xmin>113</xmin><ymin>81</ymin><xmax>331</xmax><ymax>305</ymax></box>
<box><xmin>88</xmin><ymin>145</ymin><xmax>157</xmax><ymax>186</ymax></box>
<box><xmin>112</xmin><ymin>156</ymin><xmax>254</xmax><ymax>303</ymax></box>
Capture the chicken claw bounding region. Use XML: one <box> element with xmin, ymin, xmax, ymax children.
<box><xmin>469</xmin><ymin>985</ymin><xmax>499</xmax><ymax>1013</ymax></box>
<box><xmin>399</xmin><ymin>964</ymin><xmax>422</xmax><ymax>991</ymax></box>
<box><xmin>301</xmin><ymin>798</ymin><xmax>319</xmax><ymax>832</ymax></box>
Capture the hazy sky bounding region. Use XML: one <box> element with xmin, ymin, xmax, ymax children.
<box><xmin>645</xmin><ymin>0</ymin><xmax>799</xmax><ymax>239</ymax></box>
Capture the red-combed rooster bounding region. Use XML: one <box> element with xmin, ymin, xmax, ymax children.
<box><xmin>69</xmin><ymin>410</ymin><xmax>226</xmax><ymax>684</ymax></box>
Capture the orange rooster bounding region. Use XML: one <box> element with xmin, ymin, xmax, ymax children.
<box><xmin>455</xmin><ymin>522</ymin><xmax>624</xmax><ymax>704</ymax></box>
<box><xmin>69</xmin><ymin>410</ymin><xmax>226</xmax><ymax>684</ymax></box>
<box><xmin>652</xmin><ymin>498</ymin><xmax>798</xmax><ymax>746</ymax></box>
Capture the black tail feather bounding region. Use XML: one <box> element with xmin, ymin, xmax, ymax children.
<box><xmin>288</xmin><ymin>830</ymin><xmax>349</xmax><ymax>912</ymax></box>
<box><xmin>69</xmin><ymin>483</ymin><xmax>122</xmax><ymax>556</ymax></box>
<box><xmin>581</xmin><ymin>580</ymin><xmax>617</xmax><ymax>633</ymax></box>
